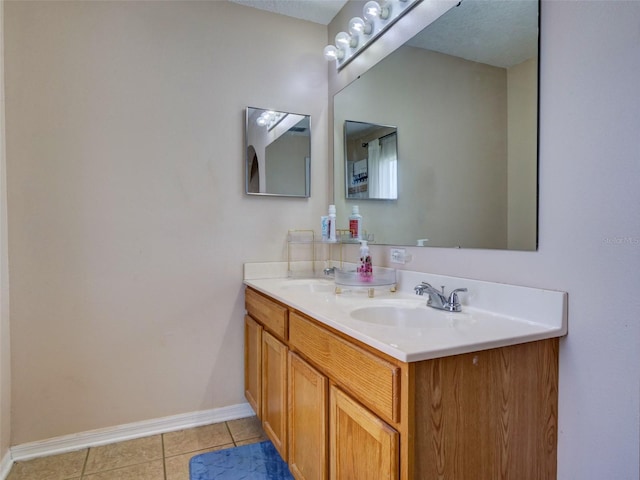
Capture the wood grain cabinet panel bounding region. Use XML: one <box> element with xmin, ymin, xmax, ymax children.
<box><xmin>289</xmin><ymin>311</ymin><xmax>400</xmax><ymax>425</ymax></box>
<box><xmin>262</xmin><ymin>331</ymin><xmax>288</xmax><ymax>461</ymax></box>
<box><xmin>288</xmin><ymin>352</ymin><xmax>328</xmax><ymax>480</ymax></box>
<box><xmin>329</xmin><ymin>385</ymin><xmax>399</xmax><ymax>480</ymax></box>
<box><xmin>414</xmin><ymin>339</ymin><xmax>559</xmax><ymax>480</ymax></box>
<box><xmin>246</xmin><ymin>287</ymin><xmax>288</xmax><ymax>341</ymax></box>
<box><xmin>244</xmin><ymin>315</ymin><xmax>262</xmax><ymax>418</ymax></box>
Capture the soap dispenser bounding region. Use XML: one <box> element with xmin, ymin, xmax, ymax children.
<box><xmin>357</xmin><ymin>240</ymin><xmax>372</xmax><ymax>280</ymax></box>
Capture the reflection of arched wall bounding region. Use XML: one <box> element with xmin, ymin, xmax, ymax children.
<box><xmin>246</xmin><ymin>145</ymin><xmax>260</xmax><ymax>193</ymax></box>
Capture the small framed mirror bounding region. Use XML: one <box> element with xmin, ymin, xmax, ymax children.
<box><xmin>245</xmin><ymin>107</ymin><xmax>311</xmax><ymax>197</ymax></box>
<box><xmin>344</xmin><ymin>120</ymin><xmax>398</xmax><ymax>200</ymax></box>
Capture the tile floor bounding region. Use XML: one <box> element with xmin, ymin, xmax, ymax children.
<box><xmin>7</xmin><ymin>416</ymin><xmax>267</xmax><ymax>480</ymax></box>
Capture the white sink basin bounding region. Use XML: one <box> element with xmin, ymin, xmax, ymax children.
<box><xmin>350</xmin><ymin>304</ymin><xmax>468</xmax><ymax>329</ymax></box>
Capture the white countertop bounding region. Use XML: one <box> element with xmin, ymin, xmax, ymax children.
<box><xmin>244</xmin><ymin>263</ymin><xmax>567</xmax><ymax>363</ymax></box>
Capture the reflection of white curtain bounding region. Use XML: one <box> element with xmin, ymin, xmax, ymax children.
<box><xmin>368</xmin><ymin>133</ymin><xmax>397</xmax><ymax>199</ymax></box>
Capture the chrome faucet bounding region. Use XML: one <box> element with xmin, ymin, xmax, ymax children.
<box><xmin>414</xmin><ymin>282</ymin><xmax>467</xmax><ymax>312</ymax></box>
<box><xmin>323</xmin><ymin>266</ymin><xmax>336</xmax><ymax>277</ymax></box>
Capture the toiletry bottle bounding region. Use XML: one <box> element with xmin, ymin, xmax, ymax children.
<box><xmin>349</xmin><ymin>205</ymin><xmax>362</xmax><ymax>240</ymax></box>
<box><xmin>357</xmin><ymin>240</ymin><xmax>372</xmax><ymax>280</ymax></box>
<box><xmin>328</xmin><ymin>205</ymin><xmax>337</xmax><ymax>242</ymax></box>
<box><xmin>321</xmin><ymin>216</ymin><xmax>329</xmax><ymax>241</ymax></box>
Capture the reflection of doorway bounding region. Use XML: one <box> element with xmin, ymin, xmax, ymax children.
<box><xmin>247</xmin><ymin>145</ymin><xmax>259</xmax><ymax>193</ymax></box>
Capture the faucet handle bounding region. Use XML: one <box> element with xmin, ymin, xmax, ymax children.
<box><xmin>323</xmin><ymin>266</ymin><xmax>336</xmax><ymax>277</ymax></box>
<box><xmin>415</xmin><ymin>282</ymin><xmax>441</xmax><ymax>295</ymax></box>
<box><xmin>447</xmin><ymin>288</ymin><xmax>467</xmax><ymax>311</ymax></box>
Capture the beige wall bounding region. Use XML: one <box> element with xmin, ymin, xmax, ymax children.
<box><xmin>0</xmin><ymin>0</ymin><xmax>12</xmax><ymax>461</ymax></box>
<box><xmin>507</xmin><ymin>57</ymin><xmax>538</xmax><ymax>250</ymax></box>
<box><xmin>4</xmin><ymin>0</ymin><xmax>328</xmax><ymax>444</ymax></box>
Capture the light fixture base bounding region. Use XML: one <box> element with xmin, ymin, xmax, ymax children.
<box><xmin>324</xmin><ymin>0</ymin><xmax>422</xmax><ymax>71</ymax></box>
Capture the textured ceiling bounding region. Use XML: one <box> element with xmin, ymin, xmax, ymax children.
<box><xmin>407</xmin><ymin>1</ymin><xmax>537</xmax><ymax>68</ymax></box>
<box><xmin>227</xmin><ymin>0</ymin><xmax>348</xmax><ymax>25</ymax></box>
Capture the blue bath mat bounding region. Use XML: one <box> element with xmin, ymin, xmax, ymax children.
<box><xmin>189</xmin><ymin>441</ymin><xmax>294</xmax><ymax>480</ymax></box>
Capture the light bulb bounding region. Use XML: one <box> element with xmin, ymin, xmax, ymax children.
<box><xmin>364</xmin><ymin>1</ymin><xmax>391</xmax><ymax>21</ymax></box>
<box><xmin>256</xmin><ymin>116</ymin><xmax>268</xmax><ymax>127</ymax></box>
<box><xmin>349</xmin><ymin>17</ymin><xmax>372</xmax><ymax>36</ymax></box>
<box><xmin>335</xmin><ymin>31</ymin><xmax>356</xmax><ymax>49</ymax></box>
<box><xmin>323</xmin><ymin>45</ymin><xmax>344</xmax><ymax>61</ymax></box>
<box><xmin>363</xmin><ymin>1</ymin><xmax>381</xmax><ymax>22</ymax></box>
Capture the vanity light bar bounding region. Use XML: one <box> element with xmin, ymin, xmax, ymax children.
<box><xmin>324</xmin><ymin>0</ymin><xmax>422</xmax><ymax>70</ymax></box>
<box><xmin>256</xmin><ymin>110</ymin><xmax>287</xmax><ymax>131</ymax></box>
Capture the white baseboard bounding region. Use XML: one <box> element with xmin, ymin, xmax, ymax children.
<box><xmin>0</xmin><ymin>451</ymin><xmax>11</xmax><ymax>480</ymax></box>
<box><xmin>9</xmin><ymin>402</ymin><xmax>254</xmax><ymax>464</ymax></box>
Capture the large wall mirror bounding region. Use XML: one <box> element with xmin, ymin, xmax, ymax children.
<box><xmin>333</xmin><ymin>0</ymin><xmax>539</xmax><ymax>250</ymax></box>
<box><xmin>246</xmin><ymin>107</ymin><xmax>311</xmax><ymax>197</ymax></box>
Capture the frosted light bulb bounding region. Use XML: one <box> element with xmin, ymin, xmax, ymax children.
<box><xmin>323</xmin><ymin>45</ymin><xmax>344</xmax><ymax>61</ymax></box>
<box><xmin>364</xmin><ymin>0</ymin><xmax>390</xmax><ymax>21</ymax></box>
<box><xmin>363</xmin><ymin>1</ymin><xmax>381</xmax><ymax>22</ymax></box>
<box><xmin>335</xmin><ymin>31</ymin><xmax>356</xmax><ymax>49</ymax></box>
<box><xmin>348</xmin><ymin>17</ymin><xmax>371</xmax><ymax>36</ymax></box>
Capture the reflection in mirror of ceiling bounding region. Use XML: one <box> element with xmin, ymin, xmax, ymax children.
<box><xmin>407</xmin><ymin>0</ymin><xmax>538</xmax><ymax>68</ymax></box>
<box><xmin>289</xmin><ymin>116</ymin><xmax>310</xmax><ymax>135</ymax></box>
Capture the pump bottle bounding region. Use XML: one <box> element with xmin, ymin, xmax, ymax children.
<box><xmin>357</xmin><ymin>240</ymin><xmax>372</xmax><ymax>280</ymax></box>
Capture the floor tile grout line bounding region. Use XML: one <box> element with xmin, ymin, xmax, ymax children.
<box><xmin>224</xmin><ymin>421</ymin><xmax>238</xmax><ymax>447</ymax></box>
<box><xmin>80</xmin><ymin>447</ymin><xmax>90</xmax><ymax>479</ymax></box>
<box><xmin>164</xmin><ymin>442</ymin><xmax>236</xmax><ymax>459</ymax></box>
<box><xmin>78</xmin><ymin>434</ymin><xmax>167</xmax><ymax>477</ymax></box>
<box><xmin>81</xmin><ymin>459</ymin><xmax>165</xmax><ymax>478</ymax></box>
<box><xmin>161</xmin><ymin>433</ymin><xmax>167</xmax><ymax>480</ymax></box>
<box><xmin>81</xmin><ymin>452</ymin><xmax>166</xmax><ymax>477</ymax></box>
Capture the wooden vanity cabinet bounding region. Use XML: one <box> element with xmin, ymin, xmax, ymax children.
<box><xmin>413</xmin><ymin>340</ymin><xmax>559</xmax><ymax>479</ymax></box>
<box><xmin>262</xmin><ymin>331</ymin><xmax>288</xmax><ymax>460</ymax></box>
<box><xmin>244</xmin><ymin>287</ymin><xmax>559</xmax><ymax>480</ymax></box>
<box><xmin>288</xmin><ymin>352</ymin><xmax>328</xmax><ymax>480</ymax></box>
<box><xmin>330</xmin><ymin>385</ymin><xmax>399</xmax><ymax>480</ymax></box>
<box><xmin>244</xmin><ymin>288</ymin><xmax>289</xmax><ymax>461</ymax></box>
<box><xmin>244</xmin><ymin>315</ymin><xmax>262</xmax><ymax>416</ymax></box>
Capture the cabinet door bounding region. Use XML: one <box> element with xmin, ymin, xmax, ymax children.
<box><xmin>262</xmin><ymin>330</ymin><xmax>288</xmax><ymax>461</ymax></box>
<box><xmin>288</xmin><ymin>352</ymin><xmax>328</xmax><ymax>480</ymax></box>
<box><xmin>244</xmin><ymin>315</ymin><xmax>262</xmax><ymax>418</ymax></box>
<box><xmin>329</xmin><ymin>385</ymin><xmax>398</xmax><ymax>480</ymax></box>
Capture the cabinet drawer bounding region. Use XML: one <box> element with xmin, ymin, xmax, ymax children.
<box><xmin>289</xmin><ymin>312</ymin><xmax>400</xmax><ymax>424</ymax></box>
<box><xmin>246</xmin><ymin>288</ymin><xmax>288</xmax><ymax>341</ymax></box>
